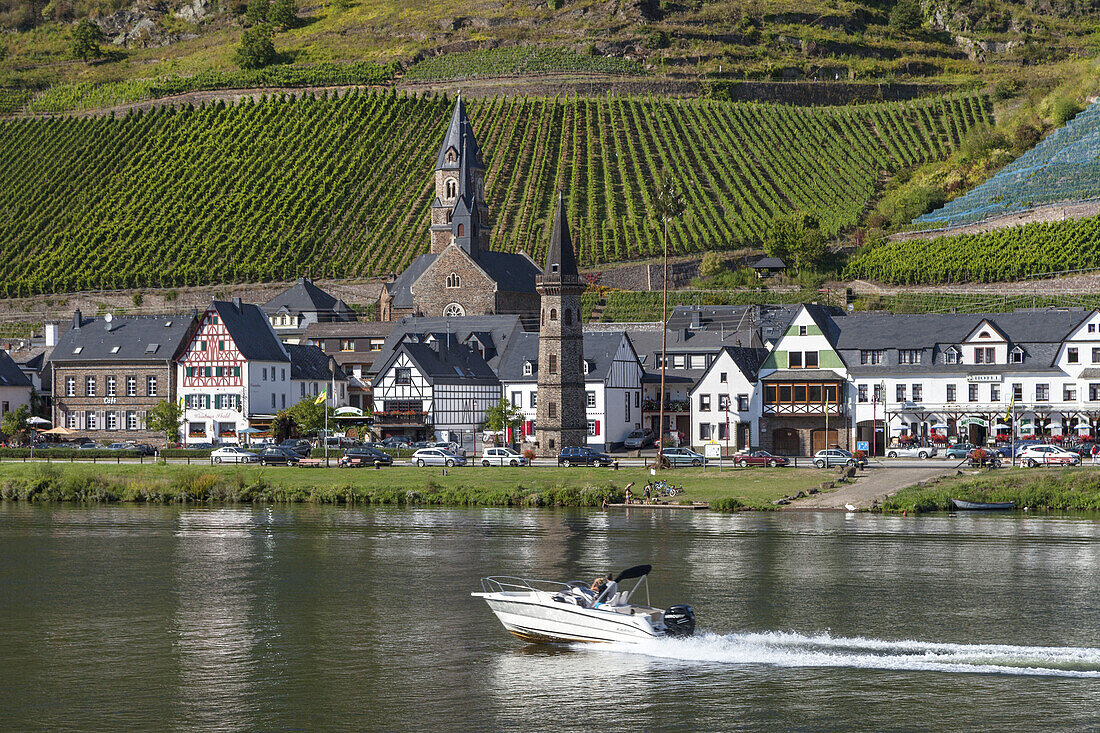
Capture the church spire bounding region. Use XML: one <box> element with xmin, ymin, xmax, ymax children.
<box><xmin>543</xmin><ymin>191</ymin><xmax>578</xmax><ymax>282</ymax></box>
<box><xmin>434</xmin><ymin>94</ymin><xmax>483</xmax><ymax>171</ymax></box>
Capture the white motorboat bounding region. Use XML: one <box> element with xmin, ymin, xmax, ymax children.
<box><xmin>472</xmin><ymin>564</ymin><xmax>695</xmax><ymax>644</ymax></box>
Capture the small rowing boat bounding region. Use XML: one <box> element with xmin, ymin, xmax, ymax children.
<box><xmin>951</xmin><ymin>498</ymin><xmax>1016</xmax><ymax>511</ymax></box>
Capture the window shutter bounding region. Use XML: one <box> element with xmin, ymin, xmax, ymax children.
<box><xmin>97</xmin><ymin>410</ymin><xmax>105</xmax><ymax>430</ymax></box>
<box><xmin>594</xmin><ymin>420</ymin><xmax>600</xmax><ymax>436</ymax></box>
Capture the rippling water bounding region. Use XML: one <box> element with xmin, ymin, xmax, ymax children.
<box><xmin>0</xmin><ymin>504</ymin><xmax>1098</xmax><ymax>731</ymax></box>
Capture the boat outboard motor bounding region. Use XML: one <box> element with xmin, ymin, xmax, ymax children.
<box><xmin>663</xmin><ymin>605</ymin><xmax>695</xmax><ymax>636</ymax></box>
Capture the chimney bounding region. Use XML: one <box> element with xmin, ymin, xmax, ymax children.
<box><xmin>191</xmin><ymin>307</ymin><xmax>198</xmax><ymax>320</ymax></box>
<box><xmin>45</xmin><ymin>323</ymin><xmax>58</xmax><ymax>347</ymax></box>
<box><xmin>690</xmin><ymin>310</ymin><xmax>701</xmax><ymax>328</ymax></box>
<box><xmin>72</xmin><ymin>309</ymin><xmax>82</xmax><ymax>330</ymax></box>
<box><xmin>232</xmin><ymin>297</ymin><xmax>242</xmax><ymax>311</ymax></box>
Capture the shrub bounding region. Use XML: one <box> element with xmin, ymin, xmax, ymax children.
<box><xmin>889</xmin><ymin>0</ymin><xmax>922</xmax><ymax>31</ymax></box>
<box><xmin>712</xmin><ymin>497</ymin><xmax>745</xmax><ymax>512</ymax></box>
<box><xmin>236</xmin><ymin>24</ymin><xmax>277</xmax><ymax>70</ymax></box>
<box><xmin>699</xmin><ymin>251</ymin><xmax>726</xmax><ymax>278</ymax></box>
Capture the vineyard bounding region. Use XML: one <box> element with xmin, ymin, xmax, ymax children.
<box><xmin>0</xmin><ymin>89</ymin><xmax>990</xmax><ymax>297</ymax></box>
<box><xmin>914</xmin><ymin>99</ymin><xmax>1100</xmax><ymax>230</ymax></box>
<box><xmin>846</xmin><ymin>215</ymin><xmax>1100</xmax><ymax>284</ymax></box>
<box><xmin>404</xmin><ymin>47</ymin><xmax>646</xmax><ymax>82</ymax></box>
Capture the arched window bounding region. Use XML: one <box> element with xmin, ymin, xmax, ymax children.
<box><xmin>446</xmin><ymin>179</ymin><xmax>457</xmax><ymax>198</ymax></box>
<box><xmin>443</xmin><ymin>303</ymin><xmax>465</xmax><ymax>318</ymax></box>
<box><xmin>564</xmin><ymin>309</ymin><xmax>572</xmax><ymax>325</ymax></box>
<box><xmin>446</xmin><ymin>272</ymin><xmax>460</xmax><ymax>288</ymax></box>
<box><xmin>446</xmin><ymin>148</ymin><xmax>457</xmax><ymax>164</ymax></box>
<box><xmin>457</xmin><ymin>224</ymin><xmax>465</xmax><ymax>237</ymax></box>
<box><xmin>445</xmin><ymin>210</ymin><xmax>453</xmax><ymax>223</ymax></box>
<box><xmin>523</xmin><ymin>361</ymin><xmax>533</xmax><ymax>376</ymax></box>
<box><xmin>550</xmin><ymin>308</ymin><xmax>558</xmax><ymax>321</ymax></box>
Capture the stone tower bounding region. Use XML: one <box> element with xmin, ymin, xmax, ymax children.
<box><xmin>535</xmin><ymin>193</ymin><xmax>587</xmax><ymax>455</ymax></box>
<box><xmin>429</xmin><ymin>95</ymin><xmax>490</xmax><ymax>256</ymax></box>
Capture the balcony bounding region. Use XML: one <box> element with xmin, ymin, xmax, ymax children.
<box><xmin>373</xmin><ymin>410</ymin><xmax>431</xmax><ymax>427</ymax></box>
<box><xmin>642</xmin><ymin>399</ymin><xmax>690</xmax><ymax>412</ymax></box>
<box><xmin>763</xmin><ymin>402</ymin><xmax>844</xmax><ymax>416</ymax></box>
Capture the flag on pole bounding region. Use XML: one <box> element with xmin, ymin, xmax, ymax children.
<box><xmin>315</xmin><ymin>389</ymin><xmax>327</xmax><ymax>405</ymax></box>
<box><xmin>1004</xmin><ymin>395</ymin><xmax>1014</xmax><ymax>423</ymax></box>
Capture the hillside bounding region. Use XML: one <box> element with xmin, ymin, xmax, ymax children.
<box><xmin>0</xmin><ymin>89</ymin><xmax>990</xmax><ymax>296</ymax></box>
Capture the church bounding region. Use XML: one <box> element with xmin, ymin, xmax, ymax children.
<box><xmin>378</xmin><ymin>97</ymin><xmax>542</xmax><ymax>324</ymax></box>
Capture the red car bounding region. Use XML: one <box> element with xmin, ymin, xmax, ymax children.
<box><xmin>734</xmin><ymin>450</ymin><xmax>790</xmax><ymax>468</ymax></box>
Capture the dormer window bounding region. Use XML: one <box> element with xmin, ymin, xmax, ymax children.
<box><xmin>446</xmin><ymin>272</ymin><xmax>461</xmax><ymax>289</ymax></box>
<box><xmin>944</xmin><ymin>347</ymin><xmax>959</xmax><ymax>364</ymax></box>
<box><xmin>523</xmin><ymin>361</ymin><xmax>533</xmax><ymax>376</ymax></box>
<box><xmin>583</xmin><ymin>360</ymin><xmax>590</xmax><ymax>375</ymax></box>
<box><xmin>551</xmin><ymin>264</ymin><xmax>559</xmax><ymax>274</ymax></box>
<box><xmin>446</xmin><ymin>148</ymin><xmax>457</xmax><ymax>164</ymax></box>
<box><xmin>978</xmin><ymin>331</ymin><xmax>990</xmax><ymax>339</ymax></box>
<box><xmin>1010</xmin><ymin>346</ymin><xmax>1024</xmax><ymax>364</ymax></box>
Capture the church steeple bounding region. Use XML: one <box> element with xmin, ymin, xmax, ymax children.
<box><xmin>430</xmin><ymin>95</ymin><xmax>489</xmax><ymax>255</ymax></box>
<box><xmin>434</xmin><ymin>94</ymin><xmax>483</xmax><ymax>171</ymax></box>
<box><xmin>450</xmin><ymin>123</ymin><xmax>481</xmax><ymax>256</ymax></box>
<box><xmin>543</xmin><ymin>191</ymin><xmax>579</xmax><ymax>283</ymax></box>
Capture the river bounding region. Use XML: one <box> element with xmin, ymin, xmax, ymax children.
<box><xmin>0</xmin><ymin>504</ymin><xmax>1098</xmax><ymax>731</ymax></box>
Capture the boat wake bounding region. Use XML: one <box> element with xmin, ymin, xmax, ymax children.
<box><xmin>594</xmin><ymin>631</ymin><xmax>1100</xmax><ymax>678</ymax></box>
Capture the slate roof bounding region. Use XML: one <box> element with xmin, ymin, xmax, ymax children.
<box><xmin>475</xmin><ymin>251</ymin><xmax>541</xmax><ymax>294</ymax></box>
<box><xmin>262</xmin><ymin>278</ymin><xmax>354</xmax><ymax>318</ymax></box>
<box><xmin>303</xmin><ymin>321</ymin><xmax>395</xmax><ymax>339</ymax></box>
<box><xmin>542</xmin><ymin>192</ymin><xmax>579</xmax><ymax>282</ymax></box>
<box><xmin>386</xmin><ymin>253</ymin><xmax>438</xmax><ymax>309</ymax></box>
<box><xmin>434</xmin><ymin>96</ymin><xmax>484</xmax><ymax>171</ymax></box>
<box><xmin>286</xmin><ymin>344</ymin><xmax>347</xmax><ymax>382</ymax></box>
<box><xmin>831</xmin><ymin>309</ymin><xmax>1089</xmax><ymax>350</ymax></box>
<box><xmin>389</xmin><ymin>341</ymin><xmax>499</xmax><ymax>384</ymax></box>
<box><xmin>373</xmin><ymin>315</ymin><xmax>525</xmax><ymax>375</ymax></box>
<box><xmin>495</xmin><ymin>331</ymin><xmax>635</xmax><ymax>382</ymax></box>
<box><xmin>0</xmin><ymin>350</ymin><xmax>32</xmax><ymax>387</ymax></box>
<box><xmin>752</xmin><ymin>257</ymin><xmax>786</xmax><ymax>269</ymax></box>
<box><xmin>52</xmin><ymin>311</ymin><xmax>195</xmax><ymax>363</ymax></box>
<box><xmin>689</xmin><ymin>346</ymin><xmax>768</xmax><ymax>393</ymax></box>
<box><xmin>665</xmin><ymin>304</ymin><xmax>802</xmax><ymax>345</ymax></box>
<box><xmin>212</xmin><ymin>300</ymin><xmax>289</xmax><ymax>362</ymax></box>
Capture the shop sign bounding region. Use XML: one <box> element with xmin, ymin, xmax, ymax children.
<box><xmin>966</xmin><ymin>375</ymin><xmax>1002</xmax><ymax>383</ymax></box>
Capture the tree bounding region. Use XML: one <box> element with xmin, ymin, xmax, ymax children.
<box><xmin>246</xmin><ymin>0</ymin><xmax>270</xmax><ymax>23</ymax></box>
<box><xmin>2</xmin><ymin>405</ymin><xmax>30</xmax><ymax>443</ymax></box>
<box><xmin>268</xmin><ymin>0</ymin><xmax>298</xmax><ymax>29</ymax></box>
<box><xmin>483</xmin><ymin>398</ymin><xmax>523</xmax><ymax>445</ymax></box>
<box><xmin>287</xmin><ymin>396</ymin><xmax>332</xmax><ymax>436</ymax></box>
<box><xmin>235</xmin><ymin>23</ymin><xmax>277</xmax><ymax>69</ymax></box>
<box><xmin>889</xmin><ymin>0</ymin><xmax>922</xmax><ymax>31</ymax></box>
<box><xmin>146</xmin><ymin>400</ymin><xmax>183</xmax><ymax>446</ymax></box>
<box><xmin>272</xmin><ymin>410</ymin><xmax>294</xmax><ymax>442</ymax></box>
<box><xmin>767</xmin><ymin>212</ymin><xmax>826</xmax><ymax>272</ymax></box>
<box><xmin>653</xmin><ymin>170</ymin><xmax>685</xmax><ymax>470</ymax></box>
<box><xmin>699</xmin><ymin>251</ymin><xmax>725</xmax><ymax>278</ymax></box>
<box><xmin>71</xmin><ymin>18</ymin><xmax>105</xmax><ymax>62</ymax></box>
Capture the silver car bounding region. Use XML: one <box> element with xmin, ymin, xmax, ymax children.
<box><xmin>885</xmin><ymin>445</ymin><xmax>938</xmax><ymax>459</ymax></box>
<box><xmin>210</xmin><ymin>446</ymin><xmax>260</xmax><ymax>464</ymax></box>
<box><xmin>480</xmin><ymin>447</ymin><xmax>529</xmax><ymax>466</ymax></box>
<box><xmin>410</xmin><ymin>448</ymin><xmax>468</xmax><ymax>467</ymax></box>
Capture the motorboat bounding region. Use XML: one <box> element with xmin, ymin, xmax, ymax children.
<box><xmin>471</xmin><ymin>564</ymin><xmax>695</xmax><ymax>644</ymax></box>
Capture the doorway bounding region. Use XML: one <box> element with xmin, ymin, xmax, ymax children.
<box><xmin>812</xmin><ymin>429</ymin><xmax>839</xmax><ymax>454</ymax></box>
<box><xmin>773</xmin><ymin>428</ymin><xmax>800</xmax><ymax>455</ymax></box>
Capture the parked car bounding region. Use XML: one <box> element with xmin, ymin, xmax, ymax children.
<box><xmin>1018</xmin><ymin>445</ymin><xmax>1081</xmax><ymax>467</ymax></box>
<box><xmin>278</xmin><ymin>439</ymin><xmax>313</xmax><ymax>456</ymax></box>
<box><xmin>558</xmin><ymin>446</ymin><xmax>613</xmax><ymax>467</ymax></box>
<box><xmin>733</xmin><ymin>450</ymin><xmax>790</xmax><ymax>468</ymax></box>
<box><xmin>210</xmin><ymin>446</ymin><xmax>260</xmax><ymax>464</ymax></box>
<box><xmin>188</xmin><ymin>442</ymin><xmax>215</xmax><ymax>450</ymax></box>
<box><xmin>434</xmin><ymin>441</ymin><xmax>463</xmax><ymax>455</ymax></box>
<box><xmin>411</xmin><ymin>441</ymin><xmax>437</xmax><ymax>450</ymax></box>
<box><xmin>623</xmin><ymin>429</ymin><xmax>656</xmax><ymax>450</ymax></box>
<box><xmin>105</xmin><ymin>443</ymin><xmax>130</xmax><ymax>451</ymax></box>
<box><xmin>813</xmin><ymin>448</ymin><xmax>865</xmax><ymax>469</ymax></box>
<box><xmin>659</xmin><ymin>447</ymin><xmax>708</xmax><ymax>467</ymax></box>
<box><xmin>943</xmin><ymin>443</ymin><xmax>978</xmax><ymax>459</ymax></box>
<box><xmin>258</xmin><ymin>447</ymin><xmax>302</xmax><ymax>466</ymax></box>
<box><xmin>338</xmin><ymin>446</ymin><xmax>394</xmax><ymax>467</ymax></box>
<box><xmin>885</xmin><ymin>445</ymin><xmax>938</xmax><ymax>459</ymax></box>
<box><xmin>125</xmin><ymin>442</ymin><xmax>157</xmax><ymax>456</ymax></box>
<box><xmin>382</xmin><ymin>436</ymin><xmax>413</xmax><ymax>449</ymax></box>
<box><xmin>410</xmin><ymin>448</ymin><xmax>467</xmax><ymax>467</ymax></box>
<box><xmin>78</xmin><ymin>442</ymin><xmax>103</xmax><ymax>450</ymax></box>
<box><xmin>481</xmin><ymin>447</ymin><xmax>528</xmax><ymax>467</ymax></box>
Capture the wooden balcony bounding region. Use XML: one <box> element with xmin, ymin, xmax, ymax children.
<box><xmin>763</xmin><ymin>402</ymin><xmax>844</xmax><ymax>416</ymax></box>
<box><xmin>373</xmin><ymin>411</ymin><xmax>431</xmax><ymax>427</ymax></box>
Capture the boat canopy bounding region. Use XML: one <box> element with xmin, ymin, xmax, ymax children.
<box><xmin>615</xmin><ymin>564</ymin><xmax>652</xmax><ymax>583</ymax></box>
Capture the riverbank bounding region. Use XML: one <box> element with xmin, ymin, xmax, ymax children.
<box><xmin>879</xmin><ymin>467</ymin><xmax>1100</xmax><ymax>513</ymax></box>
<box><xmin>0</xmin><ymin>463</ymin><xmax>825</xmax><ymax>510</ymax></box>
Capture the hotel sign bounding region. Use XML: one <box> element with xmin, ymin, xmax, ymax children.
<box><xmin>966</xmin><ymin>375</ymin><xmax>1002</xmax><ymax>383</ymax></box>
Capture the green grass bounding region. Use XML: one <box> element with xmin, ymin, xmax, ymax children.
<box><xmin>880</xmin><ymin>467</ymin><xmax>1100</xmax><ymax>513</ymax></box>
<box><xmin>0</xmin><ymin>462</ymin><xmax>824</xmax><ymax>510</ymax></box>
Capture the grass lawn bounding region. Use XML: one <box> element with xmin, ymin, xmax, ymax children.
<box><xmin>0</xmin><ymin>462</ymin><xmax>824</xmax><ymax>510</ymax></box>
<box><xmin>880</xmin><ymin>466</ymin><xmax>1100</xmax><ymax>513</ymax></box>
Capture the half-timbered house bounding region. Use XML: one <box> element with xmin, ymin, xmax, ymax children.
<box><xmin>177</xmin><ymin>299</ymin><xmax>291</xmax><ymax>445</ymax></box>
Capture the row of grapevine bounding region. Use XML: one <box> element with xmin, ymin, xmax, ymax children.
<box><xmin>0</xmin><ymin>89</ymin><xmax>988</xmax><ymax>296</ymax></box>
<box><xmin>845</xmin><ymin>215</ymin><xmax>1100</xmax><ymax>284</ymax></box>
<box><xmin>404</xmin><ymin>47</ymin><xmax>645</xmax><ymax>82</ymax></box>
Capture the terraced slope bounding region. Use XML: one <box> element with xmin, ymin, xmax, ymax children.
<box><xmin>914</xmin><ymin>99</ymin><xmax>1100</xmax><ymax>230</ymax></box>
<box><xmin>0</xmin><ymin>90</ymin><xmax>990</xmax><ymax>296</ymax></box>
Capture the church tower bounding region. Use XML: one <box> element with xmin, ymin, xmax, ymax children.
<box><xmin>535</xmin><ymin>193</ymin><xmax>587</xmax><ymax>455</ymax></box>
<box><xmin>429</xmin><ymin>96</ymin><xmax>490</xmax><ymax>256</ymax></box>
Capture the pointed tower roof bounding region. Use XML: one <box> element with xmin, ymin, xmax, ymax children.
<box><xmin>543</xmin><ymin>192</ymin><xmax>578</xmax><ymax>282</ymax></box>
<box><xmin>434</xmin><ymin>95</ymin><xmax>483</xmax><ymax>171</ymax></box>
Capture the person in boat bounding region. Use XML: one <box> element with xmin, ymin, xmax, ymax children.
<box><xmin>590</xmin><ymin>576</ymin><xmax>608</xmax><ymax>595</ymax></box>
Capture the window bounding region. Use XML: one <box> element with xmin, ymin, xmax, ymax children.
<box><xmin>974</xmin><ymin>347</ymin><xmax>995</xmax><ymax>364</ymax></box>
<box><xmin>1090</xmin><ymin>383</ymin><xmax>1100</xmax><ymax>401</ymax></box>
<box><xmin>699</xmin><ymin>394</ymin><xmax>711</xmax><ymax>411</ymax></box>
<box><xmin>127</xmin><ymin>411</ymin><xmax>139</xmax><ymax>430</ymax></box>
<box><xmin>1036</xmin><ymin>383</ymin><xmax>1050</xmax><ymax>402</ymax></box>
<box><xmin>522</xmin><ymin>361</ymin><xmax>533</xmax><ymax>376</ymax></box>
<box><xmin>873</xmin><ymin>384</ymin><xmax>884</xmax><ymax>402</ymax></box>
<box><xmin>85</xmin><ymin>376</ymin><xmax>96</xmax><ymax>397</ymax></box>
<box><xmin>789</xmin><ymin>351</ymin><xmax>803</xmax><ymax>369</ymax></box>
<box><xmin>688</xmin><ymin>354</ymin><xmax>705</xmax><ymax>370</ymax></box>
<box><xmin>1013</xmin><ymin>383</ymin><xmax>1023</xmax><ymax>401</ymax></box>
<box><xmin>860</xmin><ymin>350</ymin><xmax>884</xmax><ymax>365</ymax></box>
<box><xmin>1010</xmin><ymin>347</ymin><xmax>1024</xmax><ymax>364</ymax></box>
<box><xmin>457</xmin><ymin>224</ymin><xmax>465</xmax><ymax>237</ymax></box>
<box><xmin>443</xmin><ymin>303</ymin><xmax>465</xmax><ymax>318</ymax></box>
<box><xmin>66</xmin><ymin>377</ymin><xmax>76</xmax><ymax>397</ymax></box>
<box><xmin>446</xmin><ymin>272</ymin><xmax>460</xmax><ymax>288</ymax></box>
<box><xmin>210</xmin><ymin>315</ymin><xmax>219</xmax><ymax>325</ymax></box>
<box><xmin>218</xmin><ymin>340</ymin><xmax>225</xmax><ymax>352</ymax></box>
<box><xmin>673</xmin><ymin>355</ymin><xmax>685</xmax><ymax>369</ymax></box>
<box><xmin>805</xmin><ymin>351</ymin><xmax>819</xmax><ymax>368</ymax></box>
<box><xmin>549</xmin><ymin>354</ymin><xmax>558</xmax><ymax>374</ymax></box>
<box><xmin>720</xmin><ymin>372</ymin><xmax>728</xmax><ymax>383</ymax></box>
<box><xmin>281</xmin><ymin>369</ymin><xmax>285</xmax><ymax>381</ymax></box>
<box><xmin>737</xmin><ymin>394</ymin><xmax>749</xmax><ymax>411</ymax></box>
<box><xmin>1064</xmin><ymin>384</ymin><xmax>1077</xmax><ymax>401</ymax></box>
<box><xmin>549</xmin><ymin>402</ymin><xmax>557</xmax><ymax>419</ymax></box>
<box><xmin>530</xmin><ymin>393</ymin><xmax>537</xmax><ymax>408</ymax></box>
<box><xmin>586</xmin><ymin>391</ymin><xmax>596</xmax><ymax>408</ymax></box>
<box><xmin>946</xmin><ymin>384</ymin><xmax>956</xmax><ymax>403</ymax></box>
<box><xmin>634</xmin><ymin>392</ymin><xmax>640</xmax><ymax>408</ymax></box>
<box><xmin>87</xmin><ymin>412</ymin><xmax>97</xmax><ymax>430</ymax></box>
<box><xmin>272</xmin><ymin>394</ymin><xmax>276</xmax><ymax>408</ymax></box>
<box><xmin>126</xmin><ymin>376</ymin><xmax>136</xmax><ymax>396</ymax></box>
<box><xmin>199</xmin><ymin>341</ymin><xmax>206</xmax><ymax>352</ymax></box>
<box><xmin>858</xmin><ymin>384</ymin><xmax>868</xmax><ymax>402</ymax></box>
<box><xmin>147</xmin><ymin>376</ymin><xmax>158</xmax><ymax>396</ymax></box>
<box><xmin>625</xmin><ymin>400</ymin><xmax>630</xmax><ymax>422</ymax></box>
<box><xmin>990</xmin><ymin>384</ymin><xmax>1000</xmax><ymax>402</ymax></box>
<box><xmin>1091</xmin><ymin>324</ymin><xmax>1097</xmax><ymax>333</ymax></box>
<box><xmin>67</xmin><ymin>412</ymin><xmax>77</xmax><ymax>429</ymax></box>
<box><xmin>912</xmin><ymin>384</ymin><xmax>922</xmax><ymax>402</ymax></box>
<box><xmin>106</xmin><ymin>411</ymin><xmax>117</xmax><ymax>431</ymax></box>
<box><xmin>944</xmin><ymin>348</ymin><xmax>959</xmax><ymax>365</ymax></box>
<box><xmin>587</xmin><ymin>420</ymin><xmax>598</xmax><ymax>437</ymax></box>
<box><xmin>511</xmin><ymin>391</ymin><xmax>521</xmax><ymax>407</ymax></box>
<box><xmin>899</xmin><ymin>349</ymin><xmax>922</xmax><ymax>364</ymax></box>
<box><xmin>699</xmin><ymin>423</ymin><xmax>712</xmax><ymax>440</ymax></box>
<box><xmin>446</xmin><ymin>178</ymin><xmax>456</xmax><ymax>198</ymax></box>
<box><xmin>718</xmin><ymin>423</ymin><xmax>728</xmax><ymax>440</ymax></box>
<box><xmin>262</xmin><ymin>368</ymin><xmax>267</xmax><ymax>381</ymax></box>
<box><xmin>1068</xmin><ymin>347</ymin><xmax>1079</xmax><ymax>364</ymax></box>
<box><xmin>582</xmin><ymin>360</ymin><xmax>590</xmax><ymax>375</ymax></box>
<box><xmin>1092</xmin><ymin>347</ymin><xmax>1100</xmax><ymax>364</ymax></box>
<box><xmin>798</xmin><ymin>325</ymin><xmax>808</xmax><ymax>336</ymax></box>
<box><xmin>340</xmin><ymin>339</ymin><xmax>355</xmax><ymax>352</ymax></box>
<box><xmin>896</xmin><ymin>384</ymin><xmax>906</xmax><ymax>402</ymax></box>
<box><xmin>107</xmin><ymin>376</ymin><xmax>116</xmax><ymax>397</ymax></box>
<box><xmin>968</xmin><ymin>384</ymin><xmax>979</xmax><ymax>402</ymax></box>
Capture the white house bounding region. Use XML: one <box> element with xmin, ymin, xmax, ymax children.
<box><xmin>688</xmin><ymin>346</ymin><xmax>766</xmax><ymax>450</ymax></box>
<box><xmin>498</xmin><ymin>331</ymin><xmax>644</xmax><ymax>450</ymax></box>
<box><xmin>177</xmin><ymin>299</ymin><xmax>292</xmax><ymax>445</ymax></box>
